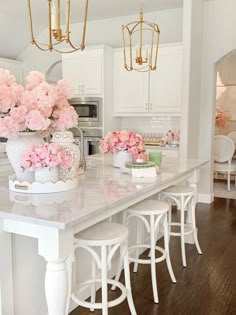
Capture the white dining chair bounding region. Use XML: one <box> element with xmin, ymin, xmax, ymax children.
<box><xmin>227</xmin><ymin>131</ymin><xmax>236</xmax><ymax>144</ymax></box>
<box><xmin>227</xmin><ymin>132</ymin><xmax>236</xmax><ymax>159</ymax></box>
<box><xmin>214</xmin><ymin>135</ymin><xmax>236</xmax><ymax>191</ymax></box>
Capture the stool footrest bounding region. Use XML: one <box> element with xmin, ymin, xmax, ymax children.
<box><xmin>71</xmin><ymin>278</ymin><xmax>128</xmax><ymax>310</ymax></box>
<box><xmin>129</xmin><ymin>244</ymin><xmax>166</xmax><ymax>264</ymax></box>
<box><xmin>168</xmin><ymin>222</ymin><xmax>194</xmax><ymax>236</ymax></box>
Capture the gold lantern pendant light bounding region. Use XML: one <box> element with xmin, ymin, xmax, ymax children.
<box><xmin>27</xmin><ymin>0</ymin><xmax>89</xmax><ymax>53</ymax></box>
<box><xmin>122</xmin><ymin>0</ymin><xmax>160</xmax><ymax>72</ymax></box>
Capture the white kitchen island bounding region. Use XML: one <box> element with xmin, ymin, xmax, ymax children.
<box><xmin>0</xmin><ymin>154</ymin><xmax>208</xmax><ymax>315</ymax></box>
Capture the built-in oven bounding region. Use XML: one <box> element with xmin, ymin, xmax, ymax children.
<box><xmin>69</xmin><ymin>97</ymin><xmax>103</xmax><ymax>127</ymax></box>
<box><xmin>72</xmin><ymin>128</ymin><xmax>102</xmax><ymax>157</ymax></box>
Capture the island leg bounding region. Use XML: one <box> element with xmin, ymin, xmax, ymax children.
<box><xmin>38</xmin><ymin>228</ymin><xmax>74</xmax><ymax>315</ymax></box>
<box><xmin>45</xmin><ymin>259</ymin><xmax>69</xmax><ymax>315</ymax></box>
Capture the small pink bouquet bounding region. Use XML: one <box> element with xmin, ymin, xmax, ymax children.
<box><xmin>165</xmin><ymin>129</ymin><xmax>180</xmax><ymax>142</ymax></box>
<box><xmin>0</xmin><ymin>69</ymin><xmax>78</xmax><ymax>138</ymax></box>
<box><xmin>20</xmin><ymin>143</ymin><xmax>73</xmax><ymax>171</ymax></box>
<box><xmin>215</xmin><ymin>107</ymin><xmax>231</xmax><ymax>129</ymax></box>
<box><xmin>99</xmin><ymin>130</ymin><xmax>146</xmax><ymax>157</ymax></box>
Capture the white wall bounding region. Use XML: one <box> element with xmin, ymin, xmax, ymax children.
<box><xmin>180</xmin><ymin>0</ymin><xmax>204</xmax><ymax>160</ymax></box>
<box><xmin>198</xmin><ymin>0</ymin><xmax>236</xmax><ymax>202</ymax></box>
<box><xmin>18</xmin><ymin>8</ymin><xmax>183</xmax><ymax>75</ymax></box>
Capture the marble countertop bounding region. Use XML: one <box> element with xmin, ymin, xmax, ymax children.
<box><xmin>0</xmin><ymin>154</ymin><xmax>207</xmax><ymax>231</ymax></box>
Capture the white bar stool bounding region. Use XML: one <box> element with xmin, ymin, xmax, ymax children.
<box><xmin>113</xmin><ymin>200</ymin><xmax>176</xmax><ymax>304</ymax></box>
<box><xmin>160</xmin><ymin>185</ymin><xmax>202</xmax><ymax>267</ymax></box>
<box><xmin>68</xmin><ymin>221</ymin><xmax>137</xmax><ymax>315</ymax></box>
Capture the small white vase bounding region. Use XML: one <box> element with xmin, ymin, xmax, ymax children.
<box><xmin>51</xmin><ymin>131</ymin><xmax>80</xmax><ymax>181</ymax></box>
<box><xmin>35</xmin><ymin>167</ymin><xmax>59</xmax><ymax>183</ymax></box>
<box><xmin>113</xmin><ymin>150</ymin><xmax>131</xmax><ymax>168</ymax></box>
<box><xmin>6</xmin><ymin>131</ymin><xmax>44</xmax><ymax>182</ymax></box>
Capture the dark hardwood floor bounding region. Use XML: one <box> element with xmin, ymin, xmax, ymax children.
<box><xmin>70</xmin><ymin>198</ymin><xmax>236</xmax><ymax>315</ymax></box>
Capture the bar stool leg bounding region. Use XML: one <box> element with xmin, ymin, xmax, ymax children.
<box><xmin>101</xmin><ymin>245</ymin><xmax>108</xmax><ymax>315</ymax></box>
<box><xmin>180</xmin><ymin>196</ymin><xmax>187</xmax><ymax>267</ymax></box>
<box><xmin>133</xmin><ymin>218</ymin><xmax>141</xmax><ymax>273</ymax></box>
<box><xmin>123</xmin><ymin>242</ymin><xmax>137</xmax><ymax>315</ymax></box>
<box><xmin>150</xmin><ymin>215</ymin><xmax>159</xmax><ymax>303</ymax></box>
<box><xmin>111</xmin><ymin>245</ymin><xmax>124</xmax><ymax>291</ymax></box>
<box><xmin>90</xmin><ymin>257</ymin><xmax>97</xmax><ymax>311</ymax></box>
<box><xmin>163</xmin><ymin>214</ymin><xmax>176</xmax><ymax>283</ymax></box>
<box><xmin>191</xmin><ymin>199</ymin><xmax>202</xmax><ymax>254</ymax></box>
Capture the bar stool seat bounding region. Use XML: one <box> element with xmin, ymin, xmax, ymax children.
<box><xmin>160</xmin><ymin>185</ymin><xmax>202</xmax><ymax>268</ymax></box>
<box><xmin>68</xmin><ymin>221</ymin><xmax>136</xmax><ymax>315</ymax></box>
<box><xmin>114</xmin><ymin>199</ymin><xmax>176</xmax><ymax>304</ymax></box>
<box><xmin>161</xmin><ymin>185</ymin><xmax>194</xmax><ymax>195</ymax></box>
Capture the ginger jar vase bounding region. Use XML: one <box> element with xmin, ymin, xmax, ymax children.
<box><xmin>6</xmin><ymin>131</ymin><xmax>44</xmax><ymax>182</ymax></box>
<box><xmin>51</xmin><ymin>131</ymin><xmax>80</xmax><ymax>181</ymax></box>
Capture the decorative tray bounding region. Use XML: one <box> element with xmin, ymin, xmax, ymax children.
<box><xmin>125</xmin><ymin>161</ymin><xmax>156</xmax><ymax>168</ymax></box>
<box><xmin>9</xmin><ymin>175</ymin><xmax>78</xmax><ymax>194</ymax></box>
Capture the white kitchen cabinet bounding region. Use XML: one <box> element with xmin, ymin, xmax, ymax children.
<box><xmin>113</xmin><ymin>43</ymin><xmax>182</xmax><ymax>116</ymax></box>
<box><xmin>0</xmin><ymin>58</ymin><xmax>24</xmax><ymax>84</ymax></box>
<box><xmin>62</xmin><ymin>49</ymin><xmax>103</xmax><ymax>96</ymax></box>
<box><xmin>113</xmin><ymin>51</ymin><xmax>148</xmax><ymax>113</ymax></box>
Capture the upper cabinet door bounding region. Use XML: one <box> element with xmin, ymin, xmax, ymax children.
<box><xmin>62</xmin><ymin>49</ymin><xmax>103</xmax><ymax>96</ymax></box>
<box><xmin>62</xmin><ymin>57</ymin><xmax>83</xmax><ymax>96</ymax></box>
<box><xmin>113</xmin><ymin>51</ymin><xmax>148</xmax><ymax>114</ymax></box>
<box><xmin>150</xmin><ymin>44</ymin><xmax>182</xmax><ymax>114</ymax></box>
<box><xmin>82</xmin><ymin>50</ymin><xmax>103</xmax><ymax>95</ymax></box>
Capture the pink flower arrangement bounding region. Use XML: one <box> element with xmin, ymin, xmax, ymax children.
<box><xmin>0</xmin><ymin>69</ymin><xmax>78</xmax><ymax>138</ymax></box>
<box><xmin>99</xmin><ymin>130</ymin><xmax>146</xmax><ymax>157</ymax></box>
<box><xmin>20</xmin><ymin>143</ymin><xmax>73</xmax><ymax>171</ymax></box>
<box><xmin>215</xmin><ymin>107</ymin><xmax>231</xmax><ymax>129</ymax></box>
<box><xmin>165</xmin><ymin>129</ymin><xmax>180</xmax><ymax>142</ymax></box>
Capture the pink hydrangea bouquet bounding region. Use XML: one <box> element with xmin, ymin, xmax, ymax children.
<box><xmin>0</xmin><ymin>68</ymin><xmax>78</xmax><ymax>138</ymax></box>
<box><xmin>99</xmin><ymin>130</ymin><xmax>146</xmax><ymax>157</ymax></box>
<box><xmin>215</xmin><ymin>107</ymin><xmax>231</xmax><ymax>129</ymax></box>
<box><xmin>20</xmin><ymin>143</ymin><xmax>73</xmax><ymax>171</ymax></box>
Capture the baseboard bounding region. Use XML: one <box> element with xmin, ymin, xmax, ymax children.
<box><xmin>197</xmin><ymin>193</ymin><xmax>214</xmax><ymax>204</ymax></box>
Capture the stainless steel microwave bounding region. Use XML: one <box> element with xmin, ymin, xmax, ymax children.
<box><xmin>69</xmin><ymin>97</ymin><xmax>103</xmax><ymax>127</ymax></box>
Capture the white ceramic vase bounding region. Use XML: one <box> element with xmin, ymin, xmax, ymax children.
<box><xmin>51</xmin><ymin>131</ymin><xmax>80</xmax><ymax>181</ymax></box>
<box><xmin>6</xmin><ymin>131</ymin><xmax>44</xmax><ymax>182</ymax></box>
<box><xmin>113</xmin><ymin>150</ymin><xmax>131</xmax><ymax>168</ymax></box>
<box><xmin>35</xmin><ymin>166</ymin><xmax>59</xmax><ymax>183</ymax></box>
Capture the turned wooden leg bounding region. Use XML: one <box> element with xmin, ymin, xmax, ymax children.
<box><xmin>45</xmin><ymin>260</ymin><xmax>69</xmax><ymax>315</ymax></box>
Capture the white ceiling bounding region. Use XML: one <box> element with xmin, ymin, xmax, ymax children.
<box><xmin>0</xmin><ymin>0</ymin><xmax>183</xmax><ymax>60</ymax></box>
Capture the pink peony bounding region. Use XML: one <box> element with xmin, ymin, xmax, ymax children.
<box><xmin>56</xmin><ymin>80</ymin><xmax>74</xmax><ymax>100</ymax></box>
<box><xmin>20</xmin><ymin>143</ymin><xmax>73</xmax><ymax>171</ymax></box>
<box><xmin>25</xmin><ymin>110</ymin><xmax>51</xmax><ymax>131</ymax></box>
<box><xmin>25</xmin><ymin>71</ymin><xmax>45</xmax><ymax>91</ymax></box>
<box><xmin>53</xmin><ymin>106</ymin><xmax>78</xmax><ymax>130</ymax></box>
<box><xmin>0</xmin><ymin>68</ymin><xmax>78</xmax><ymax>138</ymax></box>
<box><xmin>99</xmin><ymin>130</ymin><xmax>146</xmax><ymax>157</ymax></box>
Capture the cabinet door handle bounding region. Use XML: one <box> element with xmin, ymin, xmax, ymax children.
<box><xmin>145</xmin><ymin>103</ymin><xmax>148</xmax><ymax>111</ymax></box>
<box><xmin>149</xmin><ymin>103</ymin><xmax>152</xmax><ymax>111</ymax></box>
